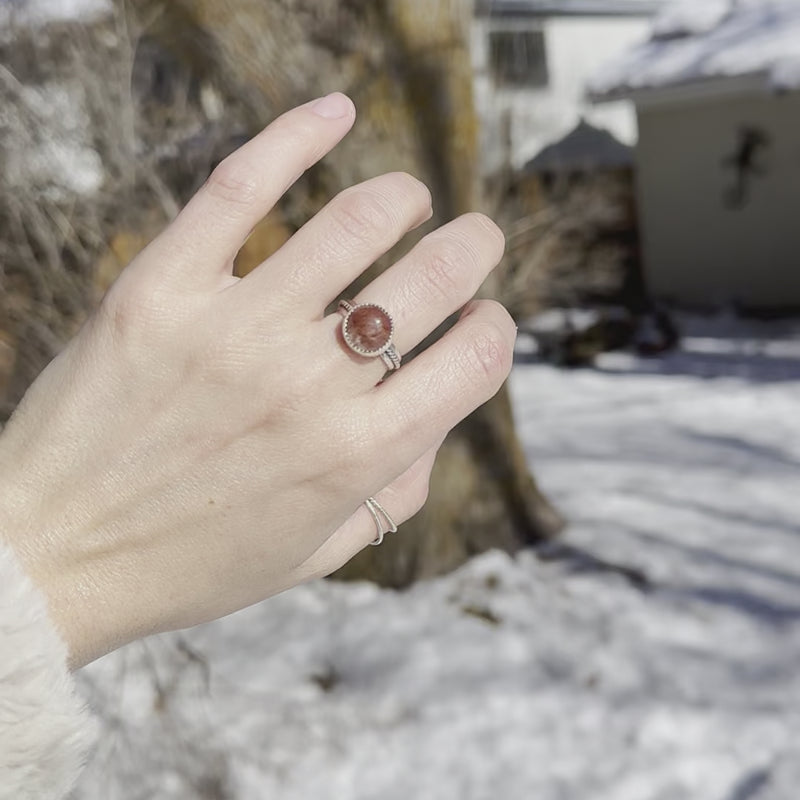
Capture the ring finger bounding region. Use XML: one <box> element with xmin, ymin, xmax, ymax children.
<box><xmin>323</xmin><ymin>211</ymin><xmax>506</xmax><ymax>384</ymax></box>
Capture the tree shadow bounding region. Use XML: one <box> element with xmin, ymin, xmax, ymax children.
<box><xmin>606</xmin><ymin>524</ymin><xmax>800</xmax><ymax>625</ymax></box>
<box><xmin>597</xmin><ymin>348</ymin><xmax>800</xmax><ymax>384</ymax></box>
<box><xmin>671</xmin><ymin>427</ymin><xmax>800</xmax><ymax>473</ymax></box>
<box><xmin>722</xmin><ymin>768</ymin><xmax>772</xmax><ymax>800</ymax></box>
<box><xmin>631</xmin><ymin>489</ymin><xmax>800</xmax><ymax>544</ymax></box>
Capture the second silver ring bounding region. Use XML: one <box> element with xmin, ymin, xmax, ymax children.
<box><xmin>365</xmin><ymin>496</ymin><xmax>398</xmax><ymax>546</ymax></box>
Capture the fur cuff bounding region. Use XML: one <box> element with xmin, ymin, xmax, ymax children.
<box><xmin>0</xmin><ymin>539</ymin><xmax>97</xmax><ymax>799</ymax></box>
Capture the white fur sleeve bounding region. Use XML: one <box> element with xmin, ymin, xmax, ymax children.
<box><xmin>0</xmin><ymin>539</ymin><xmax>97</xmax><ymax>800</ymax></box>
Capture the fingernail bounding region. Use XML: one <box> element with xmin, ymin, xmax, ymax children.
<box><xmin>311</xmin><ymin>92</ymin><xmax>353</xmax><ymax>119</ymax></box>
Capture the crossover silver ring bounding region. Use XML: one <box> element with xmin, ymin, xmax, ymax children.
<box><xmin>365</xmin><ymin>496</ymin><xmax>398</xmax><ymax>546</ymax></box>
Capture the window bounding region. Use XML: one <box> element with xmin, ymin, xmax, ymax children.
<box><xmin>489</xmin><ymin>29</ymin><xmax>549</xmax><ymax>88</ymax></box>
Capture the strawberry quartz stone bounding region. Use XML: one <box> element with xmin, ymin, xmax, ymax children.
<box><xmin>343</xmin><ymin>304</ymin><xmax>393</xmax><ymax>355</ymax></box>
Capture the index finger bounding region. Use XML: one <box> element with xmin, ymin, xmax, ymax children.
<box><xmin>150</xmin><ymin>93</ymin><xmax>357</xmax><ymax>289</ymax></box>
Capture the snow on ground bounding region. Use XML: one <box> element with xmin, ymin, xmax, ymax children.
<box><xmin>76</xmin><ymin>314</ymin><xmax>800</xmax><ymax>800</ymax></box>
<box><xmin>590</xmin><ymin>0</ymin><xmax>800</xmax><ymax>97</ymax></box>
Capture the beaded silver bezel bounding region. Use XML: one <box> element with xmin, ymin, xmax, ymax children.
<box><xmin>339</xmin><ymin>301</ymin><xmax>395</xmax><ymax>357</ymax></box>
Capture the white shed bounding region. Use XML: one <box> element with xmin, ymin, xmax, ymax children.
<box><xmin>590</xmin><ymin>0</ymin><xmax>800</xmax><ymax>311</ymax></box>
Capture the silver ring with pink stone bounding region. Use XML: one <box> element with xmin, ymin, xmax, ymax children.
<box><xmin>338</xmin><ymin>299</ymin><xmax>401</xmax><ymax>371</ymax></box>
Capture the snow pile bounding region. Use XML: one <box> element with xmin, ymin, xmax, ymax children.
<box><xmin>0</xmin><ymin>0</ymin><xmax>110</xmax><ymax>29</ymax></box>
<box><xmin>652</xmin><ymin>0</ymin><xmax>730</xmax><ymax>38</ymax></box>
<box><xmin>74</xmin><ymin>315</ymin><xmax>800</xmax><ymax>799</ymax></box>
<box><xmin>590</xmin><ymin>0</ymin><xmax>800</xmax><ymax>97</ymax></box>
<box><xmin>1</xmin><ymin>82</ymin><xmax>104</xmax><ymax>198</ymax></box>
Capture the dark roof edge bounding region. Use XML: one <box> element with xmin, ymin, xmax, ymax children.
<box><xmin>476</xmin><ymin>0</ymin><xmax>663</xmax><ymax>19</ymax></box>
<box><xmin>589</xmin><ymin>72</ymin><xmax>776</xmax><ymax>106</ymax></box>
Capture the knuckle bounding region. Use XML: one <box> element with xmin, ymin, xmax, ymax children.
<box><xmin>99</xmin><ymin>295</ymin><xmax>135</xmax><ymax>345</ymax></box>
<box><xmin>204</xmin><ymin>158</ymin><xmax>259</xmax><ymax>209</ymax></box>
<box><xmin>257</xmin><ymin>366</ymin><xmax>315</xmax><ymax>421</ymax></box>
<box><xmin>422</xmin><ymin>236</ymin><xmax>477</xmax><ymax>299</ymax></box>
<box><xmin>343</xmin><ymin>422</ymin><xmax>375</xmax><ymax>465</ymax></box>
<box><xmin>379</xmin><ymin>391</ymin><xmax>418</xmax><ymax>439</ymax></box>
<box><xmin>324</xmin><ymin>437</ymin><xmax>373</xmax><ymax>493</ymax></box>
<box><xmin>329</xmin><ymin>188</ymin><xmax>395</xmax><ymax>244</ymax></box>
<box><xmin>270</xmin><ymin>114</ymin><xmax>322</xmax><ymax>159</ymax></box>
<box><xmin>463</xmin><ymin>320</ymin><xmax>514</xmax><ymax>384</ymax></box>
<box><xmin>100</xmin><ymin>266</ymin><xmax>202</xmax><ymax>343</ymax></box>
<box><xmin>387</xmin><ymin>171</ymin><xmax>432</xmax><ymax>207</ymax></box>
<box><xmin>315</xmin><ymin>399</ymin><xmax>374</xmax><ymax>466</ymax></box>
<box><xmin>464</xmin><ymin>212</ymin><xmax>506</xmax><ymax>259</ymax></box>
<box><xmin>468</xmin><ymin>211</ymin><xmax>505</xmax><ymax>242</ymax></box>
<box><xmin>99</xmin><ymin>277</ymin><xmax>154</xmax><ymax>342</ymax></box>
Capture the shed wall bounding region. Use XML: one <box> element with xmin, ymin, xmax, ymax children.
<box><xmin>636</xmin><ymin>91</ymin><xmax>800</xmax><ymax>309</ymax></box>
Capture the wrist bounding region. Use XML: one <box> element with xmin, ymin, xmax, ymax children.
<box><xmin>0</xmin><ymin>430</ymin><xmax>107</xmax><ymax>668</ymax></box>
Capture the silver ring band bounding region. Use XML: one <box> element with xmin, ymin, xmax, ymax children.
<box><xmin>380</xmin><ymin>347</ymin><xmax>402</xmax><ymax>371</ymax></box>
<box><xmin>365</xmin><ymin>496</ymin><xmax>398</xmax><ymax>546</ymax></box>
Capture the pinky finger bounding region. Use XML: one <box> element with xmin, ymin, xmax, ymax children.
<box><xmin>290</xmin><ymin>440</ymin><xmax>442</xmax><ymax>583</ymax></box>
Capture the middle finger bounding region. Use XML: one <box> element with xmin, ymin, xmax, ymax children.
<box><xmin>234</xmin><ymin>171</ymin><xmax>433</xmax><ymax>319</ymax></box>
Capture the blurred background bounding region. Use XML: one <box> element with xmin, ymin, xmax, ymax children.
<box><xmin>2</xmin><ymin>0</ymin><xmax>800</xmax><ymax>797</ymax></box>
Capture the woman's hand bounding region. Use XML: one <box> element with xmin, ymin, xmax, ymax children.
<box><xmin>0</xmin><ymin>93</ymin><xmax>515</xmax><ymax>668</ymax></box>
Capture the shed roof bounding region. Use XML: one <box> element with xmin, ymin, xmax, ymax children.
<box><xmin>589</xmin><ymin>0</ymin><xmax>800</xmax><ymax>100</ymax></box>
<box><xmin>525</xmin><ymin>119</ymin><xmax>634</xmax><ymax>173</ymax></box>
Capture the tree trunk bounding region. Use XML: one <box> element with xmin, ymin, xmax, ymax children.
<box><xmin>2</xmin><ymin>0</ymin><xmax>564</xmax><ymax>587</ymax></box>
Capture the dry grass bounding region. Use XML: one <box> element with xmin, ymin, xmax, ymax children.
<box><xmin>0</xmin><ymin>3</ymin><xmax>253</xmax><ymax>416</ymax></box>
<box><xmin>490</xmin><ymin>169</ymin><xmax>639</xmax><ymax>322</ymax></box>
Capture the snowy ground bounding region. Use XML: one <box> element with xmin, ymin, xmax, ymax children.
<box><xmin>76</xmin><ymin>314</ymin><xmax>800</xmax><ymax>800</ymax></box>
